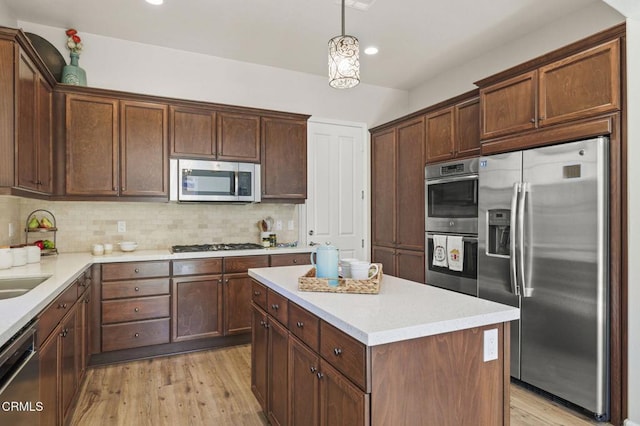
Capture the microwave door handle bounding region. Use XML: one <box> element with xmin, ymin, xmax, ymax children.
<box><xmin>518</xmin><ymin>182</ymin><xmax>532</xmax><ymax>297</ymax></box>
<box><xmin>510</xmin><ymin>182</ymin><xmax>520</xmax><ymax>296</ymax></box>
<box><xmin>233</xmin><ymin>171</ymin><xmax>239</xmax><ymax>197</ymax></box>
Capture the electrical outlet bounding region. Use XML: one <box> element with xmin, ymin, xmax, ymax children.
<box><xmin>8</xmin><ymin>223</ymin><xmax>14</xmax><ymax>238</ymax></box>
<box><xmin>483</xmin><ymin>328</ymin><xmax>498</xmax><ymax>362</ymax></box>
<box><xmin>275</xmin><ymin>220</ymin><xmax>283</xmax><ymax>231</ymax></box>
<box><xmin>287</xmin><ymin>220</ymin><xmax>295</xmax><ymax>230</ymax></box>
<box><xmin>117</xmin><ymin>221</ymin><xmax>126</xmax><ymax>233</ymax></box>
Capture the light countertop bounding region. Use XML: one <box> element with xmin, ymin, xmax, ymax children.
<box><xmin>248</xmin><ymin>265</ymin><xmax>520</xmax><ymax>346</ymax></box>
<box><xmin>0</xmin><ymin>246</ymin><xmax>311</xmax><ymax>348</ymax></box>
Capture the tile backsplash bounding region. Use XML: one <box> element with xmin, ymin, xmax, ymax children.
<box><xmin>1</xmin><ymin>196</ymin><xmax>300</xmax><ymax>253</ymax></box>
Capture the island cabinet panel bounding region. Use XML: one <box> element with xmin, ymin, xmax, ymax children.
<box><xmin>289</xmin><ymin>335</ymin><xmax>321</xmax><ymax>426</ymax></box>
<box><xmin>266</xmin><ymin>288</ymin><xmax>289</xmax><ymax>326</ymax></box>
<box><xmin>268</xmin><ymin>316</ymin><xmax>289</xmax><ymax>426</ymax></box>
<box><xmin>370</xmin><ymin>323</ymin><xmax>507</xmax><ymax>426</ymax></box>
<box><xmin>261</xmin><ymin>116</ymin><xmax>308</xmax><ymax>202</ymax></box>
<box><xmin>172</xmin><ymin>275</ymin><xmax>223</xmax><ymax>341</ymax></box>
<box><xmin>289</xmin><ymin>302</ymin><xmax>320</xmax><ymax>352</ymax></box>
<box><xmin>319</xmin><ymin>358</ymin><xmax>370</xmax><ymax>426</ymax></box>
<box><xmin>252</xmin><ymin>280</ymin><xmax>268</xmax><ymax>311</ymax></box>
<box><xmin>251</xmin><ymin>305</ymin><xmax>269</xmax><ymax>412</ymax></box>
<box><xmin>217</xmin><ymin>111</ymin><xmax>261</xmax><ymax>162</ymax></box>
<box><xmin>170</xmin><ymin>105</ymin><xmax>217</xmax><ymax>158</ymax></box>
<box><xmin>320</xmin><ymin>321</ymin><xmax>368</xmax><ymax>392</ymax></box>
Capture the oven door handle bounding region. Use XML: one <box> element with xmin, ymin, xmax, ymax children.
<box><xmin>510</xmin><ymin>183</ymin><xmax>520</xmax><ymax>296</ymax></box>
<box><xmin>426</xmin><ymin>174</ymin><xmax>479</xmax><ymax>186</ymax></box>
<box><xmin>427</xmin><ymin>232</ymin><xmax>477</xmax><ymax>243</ymax></box>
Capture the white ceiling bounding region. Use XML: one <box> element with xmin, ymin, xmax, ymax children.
<box><xmin>4</xmin><ymin>0</ymin><xmax>602</xmax><ymax>90</ymax></box>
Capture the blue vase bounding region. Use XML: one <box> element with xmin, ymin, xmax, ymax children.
<box><xmin>61</xmin><ymin>52</ymin><xmax>87</xmax><ymax>86</ymax></box>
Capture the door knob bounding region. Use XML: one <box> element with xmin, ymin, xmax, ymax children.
<box><xmin>309</xmin><ymin>241</ymin><xmax>317</xmax><ymax>246</ymax></box>
<box><xmin>309</xmin><ymin>230</ymin><xmax>314</xmax><ymax>236</ymax></box>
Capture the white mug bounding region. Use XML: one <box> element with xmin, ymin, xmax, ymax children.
<box><xmin>339</xmin><ymin>258</ymin><xmax>358</xmax><ymax>278</ymax></box>
<box><xmin>104</xmin><ymin>243</ymin><xmax>113</xmax><ymax>255</ymax></box>
<box><xmin>350</xmin><ymin>262</ymin><xmax>379</xmax><ymax>280</ymax></box>
<box><xmin>26</xmin><ymin>245</ymin><xmax>41</xmax><ymax>263</ymax></box>
<box><xmin>92</xmin><ymin>244</ymin><xmax>104</xmax><ymax>256</ymax></box>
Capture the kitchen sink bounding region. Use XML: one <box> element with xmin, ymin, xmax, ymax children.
<box><xmin>0</xmin><ymin>276</ymin><xmax>52</xmax><ymax>300</ymax></box>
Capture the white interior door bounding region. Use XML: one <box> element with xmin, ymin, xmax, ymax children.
<box><xmin>305</xmin><ymin>119</ymin><xmax>367</xmax><ymax>260</ymax></box>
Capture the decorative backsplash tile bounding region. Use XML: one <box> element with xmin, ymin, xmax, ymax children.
<box><xmin>1</xmin><ymin>196</ymin><xmax>299</xmax><ymax>253</ymax></box>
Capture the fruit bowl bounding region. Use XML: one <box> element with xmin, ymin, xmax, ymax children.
<box><xmin>119</xmin><ymin>241</ymin><xmax>138</xmax><ymax>252</ymax></box>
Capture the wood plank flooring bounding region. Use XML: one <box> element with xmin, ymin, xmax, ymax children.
<box><xmin>70</xmin><ymin>344</ymin><xmax>610</xmax><ymax>426</ymax></box>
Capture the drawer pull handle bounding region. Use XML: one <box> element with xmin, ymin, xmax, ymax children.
<box><xmin>333</xmin><ymin>348</ymin><xmax>342</xmax><ymax>356</ymax></box>
<box><xmin>134</xmin><ymin>333</ymin><xmax>140</xmax><ymax>338</ymax></box>
<box><xmin>310</xmin><ymin>366</ymin><xmax>317</xmax><ymax>373</ymax></box>
<box><xmin>253</xmin><ymin>291</ymin><xmax>261</xmax><ymax>296</ymax></box>
<box><xmin>134</xmin><ymin>307</ymin><xmax>140</xmax><ymax>312</ymax></box>
<box><xmin>58</xmin><ymin>303</ymin><xmax>67</xmax><ymax>309</ymax></box>
<box><xmin>134</xmin><ymin>287</ymin><xmax>140</xmax><ymax>292</ymax></box>
<box><xmin>317</xmin><ymin>372</ymin><xmax>324</xmax><ymax>379</ymax></box>
<box><xmin>293</xmin><ymin>259</ymin><xmax>298</xmax><ymax>263</ymax></box>
<box><xmin>260</xmin><ymin>320</ymin><xmax>266</xmax><ymax>326</ymax></box>
<box><xmin>296</xmin><ymin>321</ymin><xmax>304</xmax><ymax>328</ymax></box>
<box><xmin>134</xmin><ymin>268</ymin><xmax>140</xmax><ymax>273</ymax></box>
<box><xmin>271</xmin><ymin>304</ymin><xmax>279</xmax><ymax>311</ymax></box>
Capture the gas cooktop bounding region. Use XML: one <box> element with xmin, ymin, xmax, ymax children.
<box><xmin>170</xmin><ymin>243</ymin><xmax>265</xmax><ymax>253</ymax></box>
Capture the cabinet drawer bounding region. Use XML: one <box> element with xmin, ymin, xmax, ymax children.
<box><xmin>102</xmin><ymin>278</ymin><xmax>170</xmax><ymax>299</ymax></box>
<box><xmin>266</xmin><ymin>289</ymin><xmax>288</xmax><ymax>326</ymax></box>
<box><xmin>102</xmin><ymin>261</ymin><xmax>169</xmax><ymax>281</ymax></box>
<box><xmin>251</xmin><ymin>280</ymin><xmax>267</xmax><ymax>310</ymax></box>
<box><xmin>270</xmin><ymin>253</ymin><xmax>311</xmax><ymax>267</ymax></box>
<box><xmin>320</xmin><ymin>321</ymin><xmax>367</xmax><ymax>391</ymax></box>
<box><xmin>102</xmin><ymin>295</ymin><xmax>170</xmax><ymax>324</ymax></box>
<box><xmin>173</xmin><ymin>258</ymin><xmax>222</xmax><ymax>276</ymax></box>
<box><xmin>224</xmin><ymin>255</ymin><xmax>269</xmax><ymax>273</ymax></box>
<box><xmin>289</xmin><ymin>302</ymin><xmax>319</xmax><ymax>352</ymax></box>
<box><xmin>102</xmin><ymin>318</ymin><xmax>170</xmax><ymax>352</ymax></box>
<box><xmin>37</xmin><ymin>281</ymin><xmax>78</xmax><ymax>347</ymax></box>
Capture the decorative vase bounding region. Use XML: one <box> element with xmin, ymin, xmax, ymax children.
<box><xmin>61</xmin><ymin>52</ymin><xmax>87</xmax><ymax>86</ymax></box>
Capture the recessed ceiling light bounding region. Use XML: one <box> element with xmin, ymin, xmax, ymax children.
<box><xmin>364</xmin><ymin>47</ymin><xmax>378</xmax><ymax>55</ymax></box>
<box><xmin>146</xmin><ymin>0</ymin><xmax>163</xmax><ymax>5</ymax></box>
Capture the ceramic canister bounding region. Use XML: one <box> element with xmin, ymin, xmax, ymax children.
<box><xmin>26</xmin><ymin>245</ymin><xmax>41</xmax><ymax>263</ymax></box>
<box><xmin>310</xmin><ymin>244</ymin><xmax>339</xmax><ymax>286</ymax></box>
<box><xmin>11</xmin><ymin>247</ymin><xmax>27</xmax><ymax>267</ymax></box>
<box><xmin>0</xmin><ymin>248</ymin><xmax>12</xmax><ymax>269</ymax></box>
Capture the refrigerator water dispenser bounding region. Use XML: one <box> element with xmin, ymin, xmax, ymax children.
<box><xmin>487</xmin><ymin>209</ymin><xmax>510</xmax><ymax>256</ymax></box>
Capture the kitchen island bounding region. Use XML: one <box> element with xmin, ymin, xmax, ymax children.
<box><xmin>248</xmin><ymin>265</ymin><xmax>520</xmax><ymax>426</ymax></box>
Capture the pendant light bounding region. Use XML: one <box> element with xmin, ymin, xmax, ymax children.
<box><xmin>328</xmin><ymin>0</ymin><xmax>360</xmax><ymax>89</ymax></box>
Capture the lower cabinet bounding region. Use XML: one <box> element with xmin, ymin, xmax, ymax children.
<box><xmin>372</xmin><ymin>245</ymin><xmax>425</xmax><ymax>283</ymax></box>
<box><xmin>172</xmin><ymin>275</ymin><xmax>222</xmax><ymax>341</ymax></box>
<box><xmin>319</xmin><ymin>358</ymin><xmax>369</xmax><ymax>426</ymax></box>
<box><xmin>289</xmin><ymin>336</ymin><xmax>320</xmax><ymax>426</ymax></box>
<box><xmin>251</xmin><ymin>305</ymin><xmax>269</xmax><ymax>412</ymax></box>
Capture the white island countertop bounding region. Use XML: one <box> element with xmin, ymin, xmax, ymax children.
<box><xmin>248</xmin><ymin>265</ymin><xmax>520</xmax><ymax>346</ymax></box>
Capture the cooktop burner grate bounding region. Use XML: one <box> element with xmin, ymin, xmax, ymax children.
<box><xmin>170</xmin><ymin>243</ymin><xmax>265</xmax><ymax>253</ymax></box>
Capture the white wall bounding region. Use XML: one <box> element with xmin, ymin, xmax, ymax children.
<box><xmin>408</xmin><ymin>1</ymin><xmax>624</xmax><ymax>112</ymax></box>
<box><xmin>0</xmin><ymin>0</ymin><xmax>15</xmax><ymax>27</ymax></box>
<box><xmin>16</xmin><ymin>22</ymin><xmax>408</xmax><ymax>128</ymax></box>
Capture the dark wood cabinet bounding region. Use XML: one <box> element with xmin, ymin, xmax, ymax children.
<box><xmin>65</xmin><ymin>94</ymin><xmax>119</xmax><ymax>196</ymax></box>
<box><xmin>268</xmin><ymin>316</ymin><xmax>289</xmax><ymax>426</ymax></box>
<box><xmin>60</xmin><ymin>305</ymin><xmax>79</xmax><ymax>419</ymax></box>
<box><xmin>217</xmin><ymin>112</ymin><xmax>260</xmax><ymax>162</ymax></box>
<box><xmin>39</xmin><ymin>329</ymin><xmax>59</xmax><ymax>426</ymax></box>
<box><xmin>119</xmin><ymin>100</ymin><xmax>168</xmax><ymax>197</ymax></box>
<box><xmin>480</xmin><ymin>39</ymin><xmax>620</xmax><ymax>141</ymax></box>
<box><xmin>319</xmin><ymin>358</ymin><xmax>369</xmax><ymax>426</ymax></box>
<box><xmin>170</xmin><ymin>105</ymin><xmax>217</xmax><ymax>158</ymax></box>
<box><xmin>372</xmin><ymin>245</ymin><xmax>425</xmax><ymax>284</ymax></box>
<box><xmin>15</xmin><ymin>48</ymin><xmax>53</xmax><ymax>194</ymax></box>
<box><xmin>289</xmin><ymin>335</ymin><xmax>320</xmax><ymax>426</ymax></box>
<box><xmin>251</xmin><ymin>305</ymin><xmax>269</xmax><ymax>412</ymax></box>
<box><xmin>223</xmin><ymin>273</ymin><xmax>253</xmax><ymax>335</ymax></box>
<box><xmin>172</xmin><ymin>275</ymin><xmax>223</xmax><ymax>341</ymax></box>
<box><xmin>270</xmin><ymin>253</ymin><xmax>311</xmax><ymax>267</ymax></box>
<box><xmin>371</xmin><ymin>128</ymin><xmax>396</xmax><ymax>248</ymax></box>
<box><xmin>425</xmin><ymin>96</ymin><xmax>480</xmax><ymax>163</ymax></box>
<box><xmin>261</xmin><ymin>116</ymin><xmax>307</xmax><ymax>202</ymax></box>
<box><xmin>65</xmin><ymin>94</ymin><xmax>168</xmax><ymax>198</ymax></box>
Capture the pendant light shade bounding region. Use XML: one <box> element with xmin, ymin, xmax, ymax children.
<box><xmin>328</xmin><ymin>0</ymin><xmax>360</xmax><ymax>89</ymax></box>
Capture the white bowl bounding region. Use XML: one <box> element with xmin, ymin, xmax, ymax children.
<box><xmin>119</xmin><ymin>241</ymin><xmax>138</xmax><ymax>252</ymax></box>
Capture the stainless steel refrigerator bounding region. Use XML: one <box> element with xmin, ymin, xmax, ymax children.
<box><xmin>478</xmin><ymin>137</ymin><xmax>609</xmax><ymax>419</ymax></box>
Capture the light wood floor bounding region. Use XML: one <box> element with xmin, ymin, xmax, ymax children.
<box><xmin>70</xmin><ymin>344</ymin><xmax>611</xmax><ymax>426</ymax></box>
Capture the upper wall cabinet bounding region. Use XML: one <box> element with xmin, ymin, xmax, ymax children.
<box><xmin>425</xmin><ymin>96</ymin><xmax>480</xmax><ymax>164</ymax></box>
<box><xmin>217</xmin><ymin>112</ymin><xmax>260</xmax><ymax>163</ymax></box>
<box><xmin>479</xmin><ymin>39</ymin><xmax>620</xmax><ymax>140</ymax></box>
<box><xmin>65</xmin><ymin>93</ymin><xmax>168</xmax><ymax>199</ymax></box>
<box><xmin>260</xmin><ymin>117</ymin><xmax>307</xmax><ymax>203</ymax></box>
<box><xmin>170</xmin><ymin>106</ymin><xmax>217</xmax><ymax>159</ymax></box>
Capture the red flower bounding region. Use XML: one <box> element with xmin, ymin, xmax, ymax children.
<box><xmin>66</xmin><ymin>28</ymin><xmax>77</xmax><ymax>36</ymax></box>
<box><xmin>72</xmin><ymin>35</ymin><xmax>81</xmax><ymax>43</ymax></box>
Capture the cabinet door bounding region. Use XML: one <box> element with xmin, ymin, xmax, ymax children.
<box><xmin>80</xmin><ymin>291</ymin><xmax>91</xmax><ymax>377</ymax></box>
<box><xmin>120</xmin><ymin>101</ymin><xmax>168</xmax><ymax>197</ymax></box>
<box><xmin>66</xmin><ymin>94</ymin><xmax>119</xmax><ymax>195</ymax></box>
<box><xmin>397</xmin><ymin>118</ymin><xmax>425</xmax><ymax>251</ymax></box>
<box><xmin>268</xmin><ymin>317</ymin><xmax>289</xmax><ymax>426</ymax></box>
<box><xmin>60</xmin><ymin>306</ymin><xmax>79</xmax><ymax>420</ymax></box>
<box><xmin>223</xmin><ymin>273</ymin><xmax>253</xmax><ymax>335</ymax></box>
<box><xmin>425</xmin><ymin>107</ymin><xmax>454</xmax><ymax>163</ymax></box>
<box><xmin>261</xmin><ymin>117</ymin><xmax>307</xmax><ymax>202</ymax></box>
<box><xmin>480</xmin><ymin>71</ymin><xmax>537</xmax><ymax>139</ymax></box>
<box><xmin>217</xmin><ymin>112</ymin><xmax>260</xmax><ymax>162</ymax></box>
<box><xmin>39</xmin><ymin>330</ymin><xmax>59</xmax><ymax>426</ymax></box>
<box><xmin>170</xmin><ymin>106</ymin><xmax>216</xmax><ymax>158</ymax></box>
<box><xmin>36</xmin><ymin>76</ymin><xmax>53</xmax><ymax>193</ymax></box>
<box><xmin>289</xmin><ymin>336</ymin><xmax>320</xmax><ymax>426</ymax></box>
<box><xmin>0</xmin><ymin>40</ymin><xmax>13</xmax><ymax>187</ymax></box>
<box><xmin>371</xmin><ymin>128</ymin><xmax>396</xmax><ymax>247</ymax></box>
<box><xmin>251</xmin><ymin>305</ymin><xmax>269</xmax><ymax>412</ymax></box>
<box><xmin>16</xmin><ymin>49</ymin><xmax>37</xmax><ymax>191</ymax></box>
<box><xmin>539</xmin><ymin>39</ymin><xmax>620</xmax><ymax>127</ymax></box>
<box><xmin>371</xmin><ymin>245</ymin><xmax>396</xmax><ymax>277</ymax></box>
<box><xmin>319</xmin><ymin>358</ymin><xmax>369</xmax><ymax>426</ymax></box>
<box><xmin>455</xmin><ymin>97</ymin><xmax>480</xmax><ymax>158</ymax></box>
<box><xmin>396</xmin><ymin>248</ymin><xmax>425</xmax><ymax>284</ymax></box>
<box><xmin>172</xmin><ymin>275</ymin><xmax>223</xmax><ymax>341</ymax></box>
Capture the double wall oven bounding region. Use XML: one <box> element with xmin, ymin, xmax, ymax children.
<box><xmin>425</xmin><ymin>157</ymin><xmax>479</xmax><ymax>296</ymax></box>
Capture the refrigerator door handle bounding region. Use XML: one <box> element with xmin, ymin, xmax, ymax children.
<box><xmin>509</xmin><ymin>182</ymin><xmax>520</xmax><ymax>296</ymax></box>
<box><xmin>518</xmin><ymin>182</ymin><xmax>533</xmax><ymax>297</ymax></box>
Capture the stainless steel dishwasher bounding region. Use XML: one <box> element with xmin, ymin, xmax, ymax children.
<box><xmin>0</xmin><ymin>322</ymin><xmax>40</xmax><ymax>425</ymax></box>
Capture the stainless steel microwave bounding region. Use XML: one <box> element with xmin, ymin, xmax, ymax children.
<box><xmin>170</xmin><ymin>159</ymin><xmax>261</xmax><ymax>203</ymax></box>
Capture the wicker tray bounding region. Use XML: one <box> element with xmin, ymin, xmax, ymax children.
<box><xmin>298</xmin><ymin>264</ymin><xmax>382</xmax><ymax>294</ymax></box>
